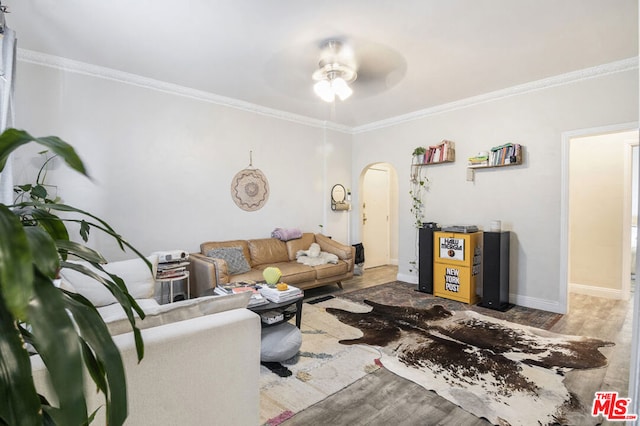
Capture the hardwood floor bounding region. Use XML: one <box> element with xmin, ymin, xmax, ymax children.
<box><xmin>281</xmin><ymin>265</ymin><xmax>635</xmax><ymax>426</ymax></box>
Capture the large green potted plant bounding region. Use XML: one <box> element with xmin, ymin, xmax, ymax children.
<box><xmin>0</xmin><ymin>128</ymin><xmax>147</xmax><ymax>425</ymax></box>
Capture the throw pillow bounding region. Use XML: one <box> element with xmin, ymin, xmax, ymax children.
<box><xmin>206</xmin><ymin>246</ymin><xmax>251</xmax><ymax>275</ymax></box>
<box><xmin>59</xmin><ymin>255</ymin><xmax>158</xmax><ymax>307</ymax></box>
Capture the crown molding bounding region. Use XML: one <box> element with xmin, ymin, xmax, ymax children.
<box><xmin>351</xmin><ymin>57</ymin><xmax>639</xmax><ymax>134</ymax></box>
<box><xmin>18</xmin><ymin>49</ymin><xmax>637</xmax><ymax>136</ymax></box>
<box><xmin>17</xmin><ymin>48</ymin><xmax>352</xmax><ymax>134</ymax></box>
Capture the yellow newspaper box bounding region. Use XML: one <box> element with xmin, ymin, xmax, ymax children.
<box><xmin>433</xmin><ymin>231</ymin><xmax>482</xmax><ymax>304</ymax></box>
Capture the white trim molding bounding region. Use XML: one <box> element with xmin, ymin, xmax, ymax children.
<box><xmin>569</xmin><ymin>282</ymin><xmax>628</xmax><ymax>300</ymax></box>
<box><xmin>17</xmin><ymin>49</ymin><xmax>352</xmax><ymax>134</ymax></box>
<box><xmin>352</xmin><ymin>57</ymin><xmax>639</xmax><ymax>134</ymax></box>
<box><xmin>17</xmin><ymin>48</ymin><xmax>637</xmax><ymax>136</ymax></box>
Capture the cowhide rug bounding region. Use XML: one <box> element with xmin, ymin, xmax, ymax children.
<box><xmin>327</xmin><ymin>300</ymin><xmax>613</xmax><ymax>426</ymax></box>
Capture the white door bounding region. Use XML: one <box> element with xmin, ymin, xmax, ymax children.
<box><xmin>362</xmin><ymin>166</ymin><xmax>390</xmax><ymax>268</ymax></box>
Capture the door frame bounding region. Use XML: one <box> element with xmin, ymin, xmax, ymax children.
<box><xmin>561</xmin><ymin>121</ymin><xmax>640</xmax><ymax>415</ymax></box>
<box><xmin>358</xmin><ymin>162</ymin><xmax>399</xmax><ymax>268</ymax></box>
<box><xmin>560</xmin><ymin>122</ymin><xmax>638</xmax><ymax>311</ymax></box>
<box><xmin>362</xmin><ymin>164</ymin><xmax>391</xmax><ymax>268</ymax></box>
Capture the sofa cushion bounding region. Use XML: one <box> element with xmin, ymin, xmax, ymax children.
<box><xmin>206</xmin><ymin>246</ymin><xmax>251</xmax><ymax>275</ymax></box>
<box><xmin>255</xmin><ymin>262</ymin><xmax>316</xmax><ymax>285</ymax></box>
<box><xmin>228</xmin><ymin>268</ymin><xmax>267</xmax><ymax>283</ymax></box>
<box><xmin>285</xmin><ymin>233</ymin><xmax>316</xmax><ymax>261</ymax></box>
<box><xmin>248</xmin><ymin>238</ymin><xmax>289</xmax><ymax>266</ymax></box>
<box><xmin>315</xmin><ymin>233</ymin><xmax>353</xmax><ymax>259</ymax></box>
<box><xmin>201</xmin><ymin>240</ymin><xmax>251</xmax><ymax>264</ymax></box>
<box><xmin>60</xmin><ymin>256</ymin><xmax>158</xmax><ymax>307</ymax></box>
<box><xmin>314</xmin><ymin>261</ymin><xmax>349</xmax><ymax>279</ymax></box>
<box><xmin>104</xmin><ymin>292</ymin><xmax>252</xmax><ymax>336</ymax></box>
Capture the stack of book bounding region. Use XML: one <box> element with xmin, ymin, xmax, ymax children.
<box><xmin>424</xmin><ymin>140</ymin><xmax>455</xmax><ymax>164</ymax></box>
<box><xmin>257</xmin><ymin>284</ymin><xmax>303</xmax><ymax>303</ymax></box>
<box><xmin>214</xmin><ymin>282</ymin><xmax>268</xmax><ymax>307</ymax></box>
<box><xmin>156</xmin><ymin>261</ymin><xmax>189</xmax><ymax>280</ymax></box>
<box><xmin>488</xmin><ymin>143</ymin><xmax>521</xmax><ymax>166</ymax></box>
<box><xmin>467</xmin><ymin>152</ymin><xmax>489</xmax><ymax>167</ymax></box>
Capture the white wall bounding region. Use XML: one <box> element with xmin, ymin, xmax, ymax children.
<box><xmin>12</xmin><ymin>59</ymin><xmax>638</xmax><ymax>313</ymax></box>
<box><xmin>352</xmin><ymin>69</ymin><xmax>638</xmax><ymax>313</ymax></box>
<box><xmin>13</xmin><ymin>62</ymin><xmax>351</xmax><ymax>260</ymax></box>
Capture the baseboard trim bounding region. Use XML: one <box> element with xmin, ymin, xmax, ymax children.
<box><xmin>510</xmin><ymin>294</ymin><xmax>565</xmax><ymax>314</ymax></box>
<box><xmin>569</xmin><ymin>282</ymin><xmax>628</xmax><ymax>300</ymax></box>
<box><xmin>397</xmin><ymin>273</ymin><xmax>417</xmax><ymax>285</ymax></box>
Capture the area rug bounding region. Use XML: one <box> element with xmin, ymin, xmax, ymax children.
<box><xmin>339</xmin><ymin>281</ymin><xmax>563</xmax><ymax>329</ymax></box>
<box><xmin>260</xmin><ymin>298</ymin><xmax>381</xmax><ymax>426</ymax></box>
<box><xmin>326</xmin><ymin>299</ymin><xmax>614</xmax><ymax>426</ymax></box>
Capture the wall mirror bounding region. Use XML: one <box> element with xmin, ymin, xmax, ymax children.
<box><xmin>331</xmin><ymin>184</ymin><xmax>350</xmax><ymax>211</ymax></box>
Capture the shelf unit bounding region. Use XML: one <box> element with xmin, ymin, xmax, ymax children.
<box><xmin>413</xmin><ymin>158</ymin><xmax>455</xmax><ymax>166</ymax></box>
<box><xmin>413</xmin><ymin>140</ymin><xmax>456</xmax><ymax>166</ymax></box>
<box><xmin>466</xmin><ymin>144</ymin><xmax>524</xmax><ymax>181</ymax></box>
<box><xmin>467</xmin><ymin>143</ymin><xmax>524</xmax><ymax>170</ymax></box>
<box><xmin>467</xmin><ymin>159</ymin><xmax>521</xmax><ymax>169</ymax></box>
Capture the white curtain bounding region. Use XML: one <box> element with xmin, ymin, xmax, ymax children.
<box><xmin>0</xmin><ymin>14</ymin><xmax>16</xmax><ymax>205</ymax></box>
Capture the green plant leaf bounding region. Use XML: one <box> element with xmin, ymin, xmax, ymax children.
<box><xmin>31</xmin><ymin>184</ymin><xmax>48</xmax><ymax>200</ymax></box>
<box><xmin>29</xmin><ymin>208</ymin><xmax>70</xmax><ymax>243</ymax></box>
<box><xmin>55</xmin><ymin>240</ymin><xmax>107</xmax><ymax>264</ymax></box>
<box><xmin>25</xmin><ymin>202</ymin><xmax>150</xmax><ymax>266</ymax></box>
<box><xmin>29</xmin><ymin>271</ymin><xmax>88</xmax><ymax>426</ymax></box>
<box><xmin>0</xmin><ymin>294</ymin><xmax>42</xmax><ymax>425</ymax></box>
<box><xmin>80</xmin><ymin>220</ymin><xmax>90</xmax><ymax>242</ymax></box>
<box><xmin>24</xmin><ymin>226</ymin><xmax>60</xmax><ymax>279</ymax></box>
<box><xmin>61</xmin><ymin>262</ymin><xmax>145</xmax><ymax>360</ymax></box>
<box><xmin>62</xmin><ymin>291</ymin><xmax>129</xmax><ymax>426</ymax></box>
<box><xmin>0</xmin><ymin>129</ymin><xmax>88</xmax><ymax>177</ymax></box>
<box><xmin>0</xmin><ymin>205</ymin><xmax>34</xmax><ymax>320</ymax></box>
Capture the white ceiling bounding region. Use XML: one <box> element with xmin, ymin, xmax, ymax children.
<box><xmin>5</xmin><ymin>0</ymin><xmax>639</xmax><ymax>129</ymax></box>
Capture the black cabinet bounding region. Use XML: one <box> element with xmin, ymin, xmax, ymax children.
<box><xmin>418</xmin><ymin>223</ymin><xmax>440</xmax><ymax>293</ymax></box>
<box><xmin>479</xmin><ymin>231</ymin><xmax>512</xmax><ymax>311</ymax></box>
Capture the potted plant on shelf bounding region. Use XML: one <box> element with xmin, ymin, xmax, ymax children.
<box><xmin>0</xmin><ymin>128</ymin><xmax>147</xmax><ymax>425</ymax></box>
<box><xmin>412</xmin><ymin>146</ymin><xmax>426</xmax><ymax>164</ymax></box>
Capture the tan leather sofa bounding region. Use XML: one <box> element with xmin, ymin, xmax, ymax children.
<box><xmin>189</xmin><ymin>233</ymin><xmax>355</xmax><ymax>296</ymax></box>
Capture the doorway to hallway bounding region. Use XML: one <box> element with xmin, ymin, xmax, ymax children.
<box><xmin>360</xmin><ymin>163</ymin><xmax>399</xmax><ymax>269</ymax></box>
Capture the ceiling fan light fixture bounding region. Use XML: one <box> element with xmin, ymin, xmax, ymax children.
<box><xmin>311</xmin><ymin>40</ymin><xmax>357</xmax><ymax>103</ymax></box>
<box><xmin>331</xmin><ymin>77</ymin><xmax>352</xmax><ymax>101</ymax></box>
<box><xmin>313</xmin><ymin>79</ymin><xmax>335</xmax><ymax>102</ymax></box>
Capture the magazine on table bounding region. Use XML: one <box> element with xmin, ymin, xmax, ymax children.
<box><xmin>214</xmin><ymin>282</ymin><xmax>268</xmax><ymax>307</ymax></box>
<box><xmin>257</xmin><ymin>284</ymin><xmax>303</xmax><ymax>303</ymax></box>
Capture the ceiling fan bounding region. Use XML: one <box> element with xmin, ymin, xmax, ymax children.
<box><xmin>311</xmin><ymin>40</ymin><xmax>358</xmax><ymax>102</ymax></box>
<box><xmin>263</xmin><ymin>36</ymin><xmax>407</xmax><ymax>102</ymax></box>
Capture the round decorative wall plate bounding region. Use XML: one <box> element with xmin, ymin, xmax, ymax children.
<box><xmin>230</xmin><ymin>168</ymin><xmax>269</xmax><ymax>211</ymax></box>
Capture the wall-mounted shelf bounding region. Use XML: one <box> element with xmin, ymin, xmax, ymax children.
<box><xmin>467</xmin><ymin>143</ymin><xmax>523</xmax><ymax>169</ymax></box>
<box><xmin>467</xmin><ymin>159</ymin><xmax>522</xmax><ymax>169</ymax></box>
<box><xmin>413</xmin><ymin>140</ymin><xmax>456</xmax><ymax>166</ymax></box>
<box><xmin>413</xmin><ymin>159</ymin><xmax>455</xmax><ymax>166</ymax></box>
<box><xmin>466</xmin><ymin>143</ymin><xmax>524</xmax><ymax>181</ymax></box>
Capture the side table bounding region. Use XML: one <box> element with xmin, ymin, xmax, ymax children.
<box><xmin>157</xmin><ymin>272</ymin><xmax>190</xmax><ymax>304</ymax></box>
<box><xmin>250</xmin><ymin>295</ymin><xmax>303</xmax><ymax>329</ymax></box>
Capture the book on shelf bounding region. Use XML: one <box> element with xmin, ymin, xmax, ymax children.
<box><xmin>423</xmin><ymin>140</ymin><xmax>455</xmax><ymax>164</ymax></box>
<box><xmin>157</xmin><ymin>261</ymin><xmax>190</xmax><ymax>271</ymax></box>
<box><xmin>257</xmin><ymin>284</ymin><xmax>303</xmax><ymax>303</ymax></box>
<box><xmin>488</xmin><ymin>143</ymin><xmax>521</xmax><ymax>166</ymax></box>
<box><xmin>260</xmin><ymin>310</ymin><xmax>284</xmax><ymax>325</ymax></box>
<box><xmin>467</xmin><ymin>152</ymin><xmax>489</xmax><ymax>167</ymax></box>
<box><xmin>156</xmin><ymin>268</ymin><xmax>188</xmax><ymax>279</ymax></box>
